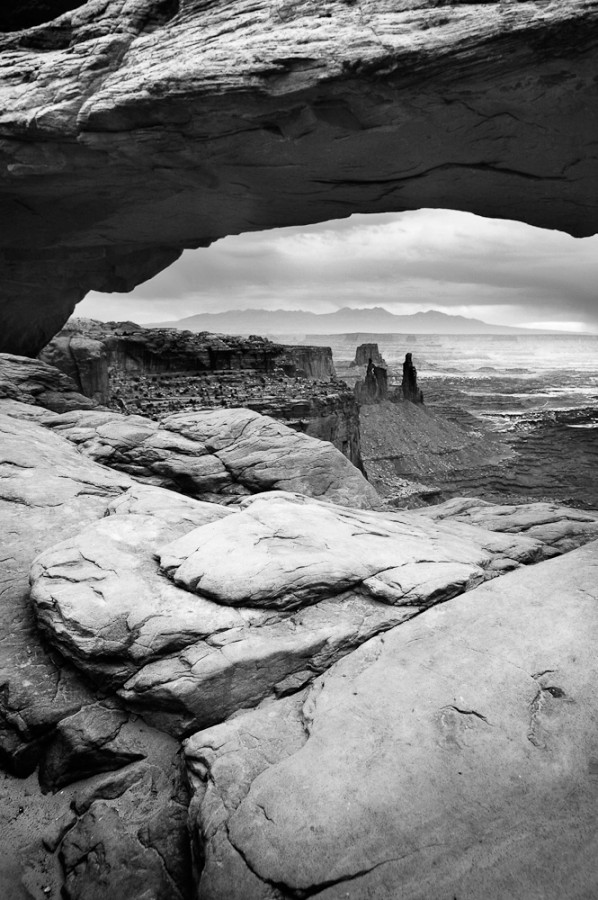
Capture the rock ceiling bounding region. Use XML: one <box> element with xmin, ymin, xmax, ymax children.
<box><xmin>0</xmin><ymin>0</ymin><xmax>597</xmax><ymax>354</ymax></box>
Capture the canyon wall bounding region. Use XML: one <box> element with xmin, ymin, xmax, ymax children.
<box><xmin>39</xmin><ymin>320</ymin><xmax>361</xmax><ymax>464</ymax></box>
<box><xmin>0</xmin><ymin>1</ymin><xmax>597</xmax><ymax>354</ymax></box>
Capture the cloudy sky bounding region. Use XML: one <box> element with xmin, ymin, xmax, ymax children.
<box><xmin>78</xmin><ymin>209</ymin><xmax>598</xmax><ymax>332</ymax></box>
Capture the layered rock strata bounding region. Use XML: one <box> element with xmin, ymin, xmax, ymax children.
<box><xmin>1</xmin><ymin>1</ymin><xmax>597</xmax><ymax>353</ymax></box>
<box><xmin>351</xmin><ymin>343</ymin><xmax>387</xmax><ymax>368</ymax></box>
<box><xmin>38</xmin><ymin>321</ymin><xmax>363</xmax><ymax>462</ymax></box>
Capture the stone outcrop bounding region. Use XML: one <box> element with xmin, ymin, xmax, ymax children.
<box><xmin>0</xmin><ymin>352</ymin><xmax>96</xmax><ymax>413</ymax></box>
<box><xmin>27</xmin><ymin>489</ymin><xmax>583</xmax><ymax>738</ymax></box>
<box><xmin>402</xmin><ymin>351</ymin><xmax>424</xmax><ymax>404</ymax></box>
<box><xmin>277</xmin><ymin>344</ymin><xmax>336</xmax><ymax>381</ymax></box>
<box><xmin>39</xmin><ymin>320</ymin><xmax>365</xmax><ymax>462</ymax></box>
<box><xmin>185</xmin><ymin>540</ymin><xmax>598</xmax><ymax>900</ymax></box>
<box><xmin>354</xmin><ymin>359</ymin><xmax>388</xmax><ymax>405</ymax></box>
<box><xmin>39</xmin><ymin>319</ymin><xmax>286</xmax><ymax>405</ymax></box>
<box><xmin>351</xmin><ymin>343</ymin><xmax>387</xmax><ymax>368</ymax></box>
<box><xmin>0</xmin><ymin>404</ymin><xmax>131</xmax><ymax>774</ymax></box>
<box><xmin>41</xmin><ymin>404</ymin><xmax>380</xmax><ymax>507</ymax></box>
<box><xmin>1</xmin><ymin>1</ymin><xmax>597</xmax><ymax>354</ymax></box>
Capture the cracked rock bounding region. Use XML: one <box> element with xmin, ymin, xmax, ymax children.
<box><xmin>31</xmin><ymin>491</ymin><xmax>545</xmax><ymax>736</ymax></box>
<box><xmin>42</xmin><ymin>405</ymin><xmax>381</xmax><ymax>508</ymax></box>
<box><xmin>186</xmin><ymin>540</ymin><xmax>598</xmax><ymax>899</ymax></box>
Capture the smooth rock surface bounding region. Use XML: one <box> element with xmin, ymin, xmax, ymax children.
<box><xmin>42</xmin><ymin>405</ymin><xmax>381</xmax><ymax>507</ymax></box>
<box><xmin>0</xmin><ymin>1</ymin><xmax>597</xmax><ymax>353</ymax></box>
<box><xmin>187</xmin><ymin>540</ymin><xmax>598</xmax><ymax>900</ymax></box>
<box><xmin>160</xmin><ymin>492</ymin><xmax>544</xmax><ymax>609</ymax></box>
<box><xmin>30</xmin><ymin>492</ymin><xmax>554</xmax><ymax>737</ymax></box>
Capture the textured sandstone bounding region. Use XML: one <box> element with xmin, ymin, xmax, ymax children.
<box><xmin>42</xmin><ymin>405</ymin><xmax>381</xmax><ymax>507</ymax></box>
<box><xmin>29</xmin><ymin>492</ymin><xmax>560</xmax><ymax>737</ymax></box>
<box><xmin>0</xmin><ymin>1</ymin><xmax>597</xmax><ymax>353</ymax></box>
<box><xmin>0</xmin><ymin>397</ymin><xmax>239</xmax><ymax>772</ymax></box>
<box><xmin>39</xmin><ymin>704</ymin><xmax>147</xmax><ymax>793</ymax></box>
<box><xmin>0</xmin><ymin>403</ymin><xmax>131</xmax><ymax>773</ymax></box>
<box><xmin>186</xmin><ymin>540</ymin><xmax>598</xmax><ymax>900</ymax></box>
<box><xmin>59</xmin><ymin>757</ymin><xmax>192</xmax><ymax>900</ymax></box>
<box><xmin>0</xmin><ymin>352</ymin><xmax>96</xmax><ymax>412</ymax></box>
<box><xmin>159</xmin><ymin>493</ymin><xmax>543</xmax><ymax>609</ymax></box>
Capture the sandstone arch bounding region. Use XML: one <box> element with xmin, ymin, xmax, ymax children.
<box><xmin>0</xmin><ymin>0</ymin><xmax>597</xmax><ymax>354</ymax></box>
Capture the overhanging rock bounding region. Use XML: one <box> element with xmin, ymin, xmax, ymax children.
<box><xmin>1</xmin><ymin>0</ymin><xmax>597</xmax><ymax>354</ymax></box>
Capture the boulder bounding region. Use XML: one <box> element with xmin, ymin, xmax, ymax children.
<box><xmin>0</xmin><ymin>1</ymin><xmax>597</xmax><ymax>353</ymax></box>
<box><xmin>39</xmin><ymin>704</ymin><xmax>147</xmax><ymax>793</ymax></box>
<box><xmin>159</xmin><ymin>493</ymin><xmax>544</xmax><ymax>609</ymax></box>
<box><xmin>0</xmin><ymin>353</ymin><xmax>96</xmax><ymax>412</ymax></box>
<box><xmin>186</xmin><ymin>540</ymin><xmax>598</xmax><ymax>900</ymax></box>
<box><xmin>59</xmin><ymin>756</ymin><xmax>192</xmax><ymax>900</ymax></box>
<box><xmin>42</xmin><ymin>405</ymin><xmax>381</xmax><ymax>508</ymax></box>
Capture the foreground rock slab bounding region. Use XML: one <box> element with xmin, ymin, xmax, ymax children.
<box><xmin>186</xmin><ymin>540</ymin><xmax>598</xmax><ymax>900</ymax></box>
<box><xmin>30</xmin><ymin>492</ymin><xmax>547</xmax><ymax>736</ymax></box>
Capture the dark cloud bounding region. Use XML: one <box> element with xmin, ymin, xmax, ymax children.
<box><xmin>78</xmin><ymin>210</ymin><xmax>598</xmax><ymax>331</ymax></box>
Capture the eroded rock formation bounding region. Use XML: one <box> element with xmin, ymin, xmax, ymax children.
<box><xmin>402</xmin><ymin>351</ymin><xmax>424</xmax><ymax>404</ymax></box>
<box><xmin>1</xmin><ymin>1</ymin><xmax>597</xmax><ymax>354</ymax></box>
<box><xmin>37</xmin><ymin>320</ymin><xmax>366</xmax><ymax>462</ymax></box>
<box><xmin>352</xmin><ymin>343</ymin><xmax>387</xmax><ymax>368</ymax></box>
<box><xmin>355</xmin><ymin>358</ymin><xmax>389</xmax><ymax>404</ymax></box>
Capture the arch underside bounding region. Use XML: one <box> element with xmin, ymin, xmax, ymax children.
<box><xmin>0</xmin><ymin>0</ymin><xmax>597</xmax><ymax>354</ymax></box>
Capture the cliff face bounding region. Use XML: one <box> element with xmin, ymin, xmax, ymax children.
<box><xmin>277</xmin><ymin>346</ymin><xmax>336</xmax><ymax>381</ymax></box>
<box><xmin>246</xmin><ymin>390</ymin><xmax>363</xmax><ymax>470</ymax></box>
<box><xmin>39</xmin><ymin>319</ymin><xmax>362</xmax><ymax>464</ymax></box>
<box><xmin>352</xmin><ymin>343</ymin><xmax>387</xmax><ymax>368</ymax></box>
<box><xmin>39</xmin><ymin>319</ymin><xmax>285</xmax><ymax>403</ymax></box>
<box><xmin>1</xmin><ymin>1</ymin><xmax>597</xmax><ymax>354</ymax></box>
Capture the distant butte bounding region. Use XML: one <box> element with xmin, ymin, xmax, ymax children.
<box><xmin>1</xmin><ymin>0</ymin><xmax>597</xmax><ymax>354</ymax></box>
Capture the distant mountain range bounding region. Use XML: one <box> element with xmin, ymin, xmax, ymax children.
<box><xmin>148</xmin><ymin>307</ymin><xmax>550</xmax><ymax>336</ymax></box>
